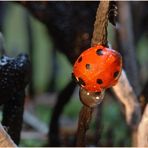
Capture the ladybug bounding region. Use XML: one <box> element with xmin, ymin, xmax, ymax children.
<box><xmin>72</xmin><ymin>45</ymin><xmax>122</xmax><ymax>92</ymax></box>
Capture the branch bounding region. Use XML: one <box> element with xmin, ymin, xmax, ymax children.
<box><xmin>0</xmin><ymin>123</ymin><xmax>17</xmax><ymax>147</ymax></box>
<box><xmin>137</xmin><ymin>104</ymin><xmax>148</xmax><ymax>147</ymax></box>
<box><xmin>76</xmin><ymin>106</ymin><xmax>93</xmax><ymax>146</ymax></box>
<box><xmin>76</xmin><ymin>1</ymin><xmax>110</xmax><ymax>146</ymax></box>
<box><xmin>91</xmin><ymin>1</ymin><xmax>110</xmax><ymax>46</ymax></box>
<box><xmin>91</xmin><ymin>1</ymin><xmax>141</xmax><ymax>147</ymax></box>
<box><xmin>112</xmin><ymin>70</ymin><xmax>141</xmax><ymax>127</ymax></box>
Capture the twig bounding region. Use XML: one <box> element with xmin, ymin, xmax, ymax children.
<box><xmin>137</xmin><ymin>104</ymin><xmax>148</xmax><ymax>147</ymax></box>
<box><xmin>0</xmin><ymin>123</ymin><xmax>17</xmax><ymax>147</ymax></box>
<box><xmin>91</xmin><ymin>1</ymin><xmax>110</xmax><ymax>46</ymax></box>
<box><xmin>94</xmin><ymin>103</ymin><xmax>103</xmax><ymax>146</ymax></box>
<box><xmin>76</xmin><ymin>2</ymin><xmax>110</xmax><ymax>146</ymax></box>
<box><xmin>76</xmin><ymin>106</ymin><xmax>93</xmax><ymax>146</ymax></box>
<box><xmin>112</xmin><ymin>70</ymin><xmax>141</xmax><ymax>127</ymax></box>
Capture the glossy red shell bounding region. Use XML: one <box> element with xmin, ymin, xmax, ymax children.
<box><xmin>72</xmin><ymin>45</ymin><xmax>122</xmax><ymax>92</ymax></box>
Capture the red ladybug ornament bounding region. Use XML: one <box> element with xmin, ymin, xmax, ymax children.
<box><xmin>72</xmin><ymin>45</ymin><xmax>122</xmax><ymax>92</ymax></box>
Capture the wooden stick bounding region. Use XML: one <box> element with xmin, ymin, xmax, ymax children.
<box><xmin>0</xmin><ymin>123</ymin><xmax>17</xmax><ymax>147</ymax></box>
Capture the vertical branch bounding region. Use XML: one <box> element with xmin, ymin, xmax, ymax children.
<box><xmin>91</xmin><ymin>1</ymin><xmax>110</xmax><ymax>46</ymax></box>
<box><xmin>76</xmin><ymin>1</ymin><xmax>110</xmax><ymax>146</ymax></box>
<box><xmin>94</xmin><ymin>103</ymin><xmax>103</xmax><ymax>146</ymax></box>
<box><xmin>76</xmin><ymin>106</ymin><xmax>93</xmax><ymax>146</ymax></box>
<box><xmin>91</xmin><ymin>1</ymin><xmax>109</xmax><ymax>146</ymax></box>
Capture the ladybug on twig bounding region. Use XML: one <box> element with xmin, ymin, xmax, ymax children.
<box><xmin>72</xmin><ymin>45</ymin><xmax>122</xmax><ymax>92</ymax></box>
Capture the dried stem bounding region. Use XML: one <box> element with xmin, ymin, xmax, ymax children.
<box><xmin>76</xmin><ymin>1</ymin><xmax>110</xmax><ymax>146</ymax></box>
<box><xmin>112</xmin><ymin>70</ymin><xmax>141</xmax><ymax>127</ymax></box>
<box><xmin>91</xmin><ymin>0</ymin><xmax>110</xmax><ymax>46</ymax></box>
<box><xmin>76</xmin><ymin>106</ymin><xmax>93</xmax><ymax>146</ymax></box>
<box><xmin>0</xmin><ymin>123</ymin><xmax>17</xmax><ymax>147</ymax></box>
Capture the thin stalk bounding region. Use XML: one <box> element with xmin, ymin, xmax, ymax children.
<box><xmin>76</xmin><ymin>105</ymin><xmax>93</xmax><ymax>147</ymax></box>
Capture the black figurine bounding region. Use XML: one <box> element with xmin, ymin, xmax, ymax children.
<box><xmin>0</xmin><ymin>33</ymin><xmax>31</xmax><ymax>146</ymax></box>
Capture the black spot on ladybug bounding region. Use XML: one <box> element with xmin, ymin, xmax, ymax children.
<box><xmin>114</xmin><ymin>71</ymin><xmax>119</xmax><ymax>78</ymax></box>
<box><xmin>78</xmin><ymin>77</ymin><xmax>86</xmax><ymax>86</ymax></box>
<box><xmin>71</xmin><ymin>73</ymin><xmax>78</xmax><ymax>82</ymax></box>
<box><xmin>96</xmin><ymin>49</ymin><xmax>103</xmax><ymax>55</ymax></box>
<box><xmin>86</xmin><ymin>64</ymin><xmax>91</xmax><ymax>70</ymax></box>
<box><xmin>78</xmin><ymin>56</ymin><xmax>82</xmax><ymax>63</ymax></box>
<box><xmin>97</xmin><ymin>79</ymin><xmax>103</xmax><ymax>84</ymax></box>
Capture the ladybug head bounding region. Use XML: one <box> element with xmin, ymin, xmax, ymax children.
<box><xmin>72</xmin><ymin>45</ymin><xmax>122</xmax><ymax>92</ymax></box>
